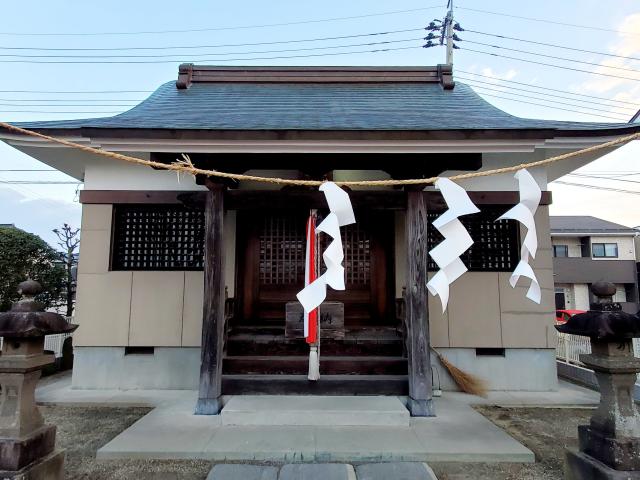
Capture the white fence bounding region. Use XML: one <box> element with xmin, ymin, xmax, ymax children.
<box><xmin>0</xmin><ymin>317</ymin><xmax>74</xmax><ymax>359</ymax></box>
<box><xmin>557</xmin><ymin>333</ymin><xmax>640</xmax><ymax>365</ymax></box>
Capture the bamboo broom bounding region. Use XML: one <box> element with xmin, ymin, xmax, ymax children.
<box><xmin>431</xmin><ymin>348</ymin><xmax>488</xmax><ymax>397</ymax></box>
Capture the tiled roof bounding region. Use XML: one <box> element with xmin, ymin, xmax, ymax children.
<box><xmin>550</xmin><ymin>216</ymin><xmax>638</xmax><ymax>234</ymax></box>
<box><xmin>9</xmin><ymin>66</ymin><xmax>639</xmax><ymax>135</ymax></box>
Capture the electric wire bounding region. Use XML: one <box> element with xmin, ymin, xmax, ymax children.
<box><xmin>0</xmin><ymin>44</ymin><xmax>422</xmax><ymax>64</ymax></box>
<box><xmin>0</xmin><ymin>28</ymin><xmax>424</xmax><ymax>52</ymax></box>
<box><xmin>456</xmin><ymin>6</ymin><xmax>640</xmax><ymax>36</ymax></box>
<box><xmin>0</xmin><ymin>5</ymin><xmax>444</xmax><ymax>36</ymax></box>
<box><xmin>474</xmin><ymin>92</ymin><xmax>630</xmax><ymax>121</ymax></box>
<box><xmin>460</xmin><ymin>47</ymin><xmax>640</xmax><ymax>82</ymax></box>
<box><xmin>458</xmin><ymin>77</ymin><xmax>638</xmax><ymax>112</ymax></box>
<box><xmin>462</xmin><ymin>40</ymin><xmax>640</xmax><ymax>73</ymax></box>
<box><xmin>0</xmin><ymin>36</ymin><xmax>424</xmax><ymax>60</ymax></box>
<box><xmin>468</xmin><ymin>84</ymin><xmax>633</xmax><ymax>117</ymax></box>
<box><xmin>552</xmin><ymin>180</ymin><xmax>640</xmax><ymax>195</ymax></box>
<box><xmin>463</xmin><ymin>29</ymin><xmax>640</xmax><ymax>62</ymax></box>
<box><xmin>456</xmin><ymin>70</ymin><xmax>640</xmax><ymax>107</ymax></box>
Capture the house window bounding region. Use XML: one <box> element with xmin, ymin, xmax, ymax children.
<box><xmin>111</xmin><ymin>204</ymin><xmax>205</xmax><ymax>270</ymax></box>
<box><xmin>592</xmin><ymin>243</ymin><xmax>618</xmax><ymax>258</ymax></box>
<box><xmin>553</xmin><ymin>245</ymin><xmax>569</xmax><ymax>257</ymax></box>
<box><xmin>427</xmin><ymin>207</ymin><xmax>519</xmax><ymax>272</ymax></box>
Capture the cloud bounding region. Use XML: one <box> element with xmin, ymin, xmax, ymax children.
<box><xmin>0</xmin><ymin>187</ymin><xmax>81</xmax><ymax>248</ymax></box>
<box><xmin>480</xmin><ymin>67</ymin><xmax>518</xmax><ymax>81</ymax></box>
<box><xmin>572</xmin><ymin>12</ymin><xmax>640</xmax><ymax>119</ymax></box>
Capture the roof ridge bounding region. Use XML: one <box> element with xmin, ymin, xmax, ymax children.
<box><xmin>175</xmin><ymin>64</ymin><xmax>455</xmax><ymax>89</ymax></box>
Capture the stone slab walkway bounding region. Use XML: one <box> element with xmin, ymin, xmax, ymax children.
<box><xmin>206</xmin><ymin>462</ymin><xmax>437</xmax><ymax>480</ymax></box>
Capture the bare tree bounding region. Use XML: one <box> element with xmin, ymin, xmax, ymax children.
<box><xmin>53</xmin><ymin>224</ymin><xmax>80</xmax><ymax>317</ymax></box>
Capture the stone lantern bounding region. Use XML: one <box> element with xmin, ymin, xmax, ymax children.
<box><xmin>556</xmin><ymin>281</ymin><xmax>640</xmax><ymax>480</ymax></box>
<box><xmin>0</xmin><ymin>279</ymin><xmax>77</xmax><ymax>479</ymax></box>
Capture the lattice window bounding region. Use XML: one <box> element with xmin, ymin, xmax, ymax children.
<box><xmin>111</xmin><ymin>205</ymin><xmax>205</xmax><ymax>270</ymax></box>
<box><xmin>427</xmin><ymin>207</ymin><xmax>519</xmax><ymax>272</ymax></box>
<box><xmin>259</xmin><ymin>215</ymin><xmax>306</xmax><ymax>285</ymax></box>
<box><xmin>342</xmin><ymin>223</ymin><xmax>371</xmax><ymax>286</ymax></box>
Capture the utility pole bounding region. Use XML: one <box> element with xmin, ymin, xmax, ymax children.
<box><xmin>445</xmin><ymin>0</ymin><xmax>454</xmax><ymax>65</ymax></box>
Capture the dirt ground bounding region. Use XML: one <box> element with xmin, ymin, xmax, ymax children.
<box><xmin>43</xmin><ymin>404</ymin><xmax>594</xmax><ymax>480</ymax></box>
<box><xmin>430</xmin><ymin>406</ymin><xmax>593</xmax><ymax>480</ymax></box>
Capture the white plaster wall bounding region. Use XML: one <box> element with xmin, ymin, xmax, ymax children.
<box><xmin>83</xmin><ymin>155</ymin><xmax>205</xmax><ymax>191</ymax></box>
<box><xmin>613</xmin><ymin>284</ymin><xmax>627</xmax><ymax>303</ymax></box>
<box><xmin>573</xmin><ymin>284</ymin><xmax>590</xmax><ymax>311</ymax></box>
<box><xmin>590</xmin><ymin>236</ymin><xmax>636</xmax><ymax>260</ymax></box>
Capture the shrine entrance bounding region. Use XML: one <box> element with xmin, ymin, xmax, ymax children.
<box><xmin>223</xmin><ymin>207</ymin><xmax>405</xmax><ymax>395</ymax></box>
<box><xmin>235</xmin><ymin>210</ymin><xmax>395</xmax><ymax>326</ymax></box>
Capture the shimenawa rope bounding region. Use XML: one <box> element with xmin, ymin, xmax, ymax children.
<box><xmin>1</xmin><ymin>121</ymin><xmax>638</xmax><ymax>186</ymax></box>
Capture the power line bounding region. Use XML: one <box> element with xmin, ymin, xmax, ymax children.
<box><xmin>0</xmin><ymin>98</ymin><xmax>143</xmax><ymax>102</ymax></box>
<box><xmin>464</xmin><ymin>29</ymin><xmax>640</xmax><ymax>62</ymax></box>
<box><xmin>0</xmin><ymin>103</ymin><xmax>135</xmax><ymax>107</ymax></box>
<box><xmin>552</xmin><ymin>180</ymin><xmax>640</xmax><ymax>195</ymax></box>
<box><xmin>0</xmin><ymin>44</ymin><xmax>421</xmax><ymax>64</ymax></box>
<box><xmin>460</xmin><ymin>47</ymin><xmax>640</xmax><ymax>82</ymax></box>
<box><xmin>458</xmin><ymin>77</ymin><xmax>638</xmax><ymax>112</ymax></box>
<box><xmin>0</xmin><ymin>5</ymin><xmax>444</xmax><ymax>36</ymax></box>
<box><xmin>468</xmin><ymin>79</ymin><xmax>635</xmax><ymax>115</ymax></box>
<box><xmin>567</xmin><ymin>173</ymin><xmax>640</xmax><ymax>185</ymax></box>
<box><xmin>462</xmin><ymin>40</ymin><xmax>640</xmax><ymax>73</ymax></box>
<box><xmin>474</xmin><ymin>92</ymin><xmax>629</xmax><ymax>121</ymax></box>
<box><xmin>0</xmin><ymin>28</ymin><xmax>423</xmax><ymax>52</ymax></box>
<box><xmin>0</xmin><ymin>36</ymin><xmax>424</xmax><ymax>60</ymax></box>
<box><xmin>0</xmin><ymin>89</ymin><xmax>151</xmax><ymax>94</ymax></box>
<box><xmin>456</xmin><ymin>70</ymin><xmax>640</xmax><ymax>107</ymax></box>
<box><xmin>2</xmin><ymin>110</ymin><xmax>122</xmax><ymax>114</ymax></box>
<box><xmin>0</xmin><ymin>181</ymin><xmax>81</xmax><ymax>185</ymax></box>
<box><xmin>456</xmin><ymin>6</ymin><xmax>640</xmax><ymax>36</ymax></box>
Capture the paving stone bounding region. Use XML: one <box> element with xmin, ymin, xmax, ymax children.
<box><xmin>278</xmin><ymin>463</ymin><xmax>355</xmax><ymax>480</ymax></box>
<box><xmin>356</xmin><ymin>462</ymin><xmax>438</xmax><ymax>480</ymax></box>
<box><xmin>207</xmin><ymin>464</ymin><xmax>278</xmax><ymax>480</ymax></box>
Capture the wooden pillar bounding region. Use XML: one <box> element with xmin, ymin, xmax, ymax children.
<box><xmin>405</xmin><ymin>189</ymin><xmax>435</xmax><ymax>417</ymax></box>
<box><xmin>195</xmin><ymin>186</ymin><xmax>225</xmax><ymax>415</ymax></box>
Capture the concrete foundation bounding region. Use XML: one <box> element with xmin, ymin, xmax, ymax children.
<box><xmin>72</xmin><ymin>347</ymin><xmax>200</xmax><ymax>389</ymax></box>
<box><xmin>72</xmin><ymin>347</ymin><xmax>558</xmax><ymax>392</ymax></box>
<box><xmin>565</xmin><ymin>449</ymin><xmax>640</xmax><ymax>480</ymax></box>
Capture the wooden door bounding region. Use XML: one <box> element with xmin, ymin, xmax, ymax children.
<box><xmin>236</xmin><ymin>210</ymin><xmax>393</xmax><ymax>325</ymax></box>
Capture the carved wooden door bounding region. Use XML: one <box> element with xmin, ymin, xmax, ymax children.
<box><xmin>236</xmin><ymin>210</ymin><xmax>392</xmax><ymax>325</ymax></box>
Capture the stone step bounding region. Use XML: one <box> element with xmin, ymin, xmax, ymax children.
<box><xmin>222</xmin><ymin>374</ymin><xmax>408</xmax><ymax>396</ymax></box>
<box><xmin>221</xmin><ymin>395</ymin><xmax>410</xmax><ymax>427</ymax></box>
<box><xmin>226</xmin><ymin>337</ymin><xmax>404</xmax><ymax>357</ymax></box>
<box><xmin>223</xmin><ymin>355</ymin><xmax>407</xmax><ymax>375</ymax></box>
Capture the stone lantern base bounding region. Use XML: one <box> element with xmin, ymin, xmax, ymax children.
<box><xmin>565</xmin><ymin>450</ymin><xmax>640</xmax><ymax>480</ymax></box>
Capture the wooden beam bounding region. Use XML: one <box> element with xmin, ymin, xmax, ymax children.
<box><xmin>195</xmin><ymin>185</ymin><xmax>226</xmax><ymax>415</ymax></box>
<box><xmin>405</xmin><ymin>189</ymin><xmax>434</xmax><ymax>417</ymax></box>
<box><xmin>80</xmin><ymin>189</ymin><xmax>552</xmax><ymax>207</ymax></box>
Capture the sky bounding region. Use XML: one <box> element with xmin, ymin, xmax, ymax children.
<box><xmin>0</xmin><ymin>0</ymin><xmax>639</xmax><ymax>247</ymax></box>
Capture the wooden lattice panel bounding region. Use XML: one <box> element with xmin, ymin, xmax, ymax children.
<box><xmin>341</xmin><ymin>222</ymin><xmax>371</xmax><ymax>286</ymax></box>
<box><xmin>112</xmin><ymin>204</ymin><xmax>205</xmax><ymax>270</ymax></box>
<box><xmin>259</xmin><ymin>215</ymin><xmax>306</xmax><ymax>285</ymax></box>
<box><xmin>427</xmin><ymin>207</ymin><xmax>519</xmax><ymax>272</ymax></box>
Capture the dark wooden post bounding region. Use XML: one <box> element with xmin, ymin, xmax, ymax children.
<box><xmin>195</xmin><ymin>185</ymin><xmax>225</xmax><ymax>415</ymax></box>
<box><xmin>405</xmin><ymin>189</ymin><xmax>435</xmax><ymax>417</ymax></box>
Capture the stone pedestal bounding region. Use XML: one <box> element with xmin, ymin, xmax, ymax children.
<box><xmin>556</xmin><ymin>281</ymin><xmax>640</xmax><ymax>480</ymax></box>
<box><xmin>0</xmin><ymin>280</ymin><xmax>77</xmax><ymax>480</ymax></box>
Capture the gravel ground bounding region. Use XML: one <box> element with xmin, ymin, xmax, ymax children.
<box><xmin>430</xmin><ymin>406</ymin><xmax>594</xmax><ymax>480</ymax></box>
<box><xmin>42</xmin><ymin>404</ymin><xmax>594</xmax><ymax>480</ymax></box>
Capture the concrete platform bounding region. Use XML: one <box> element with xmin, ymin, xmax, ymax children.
<box><xmin>93</xmin><ymin>395</ymin><xmax>534</xmax><ymax>463</ymax></box>
<box><xmin>221</xmin><ymin>396</ymin><xmax>409</xmax><ymax>426</ymax></box>
<box><xmin>35</xmin><ymin>373</ymin><xmax>600</xmax><ymax>464</ymax></box>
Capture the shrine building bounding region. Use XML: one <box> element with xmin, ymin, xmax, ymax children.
<box><xmin>2</xmin><ymin>65</ymin><xmax>638</xmax><ymax>414</ymax></box>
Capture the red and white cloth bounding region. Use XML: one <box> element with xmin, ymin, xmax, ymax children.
<box><xmin>303</xmin><ymin>211</ymin><xmax>318</xmax><ymax>345</ymax></box>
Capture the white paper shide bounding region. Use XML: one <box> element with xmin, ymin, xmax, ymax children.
<box><xmin>296</xmin><ymin>182</ymin><xmax>356</xmax><ymax>313</ymax></box>
<box><xmin>497</xmin><ymin>169</ymin><xmax>542</xmax><ymax>303</ymax></box>
<box><xmin>427</xmin><ymin>178</ymin><xmax>480</xmax><ymax>312</ymax></box>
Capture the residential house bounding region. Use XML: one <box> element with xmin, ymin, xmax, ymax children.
<box><xmin>551</xmin><ymin>216</ymin><xmax>639</xmax><ymax>314</ymax></box>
